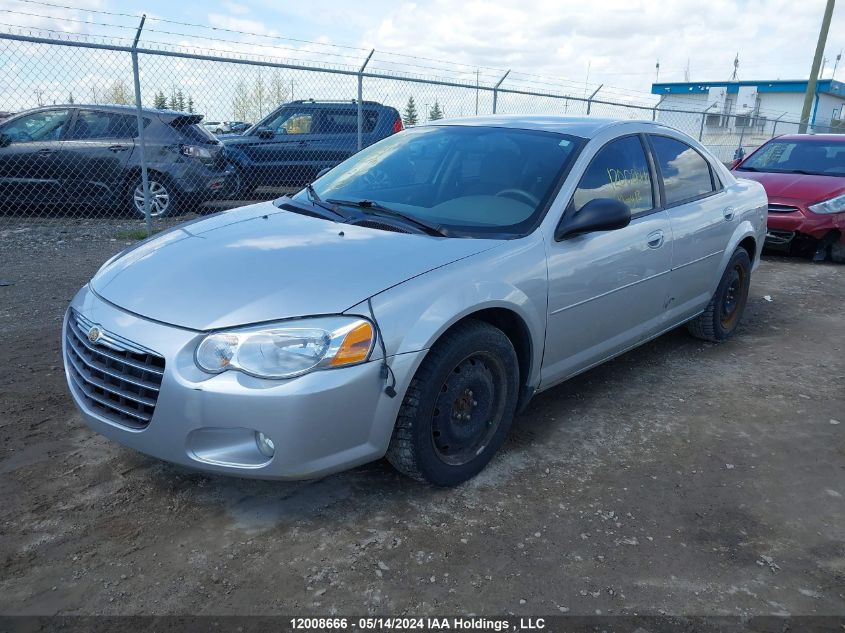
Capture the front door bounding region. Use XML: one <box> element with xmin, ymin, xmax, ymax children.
<box><xmin>0</xmin><ymin>109</ymin><xmax>70</xmax><ymax>206</ymax></box>
<box><xmin>542</xmin><ymin>134</ymin><xmax>672</xmax><ymax>387</ymax></box>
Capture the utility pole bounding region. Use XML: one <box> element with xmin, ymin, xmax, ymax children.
<box><xmin>800</xmin><ymin>0</ymin><xmax>835</xmax><ymax>133</ymax></box>
<box><xmin>655</xmin><ymin>59</ymin><xmax>660</xmax><ymax>83</ymax></box>
<box><xmin>833</xmin><ymin>49</ymin><xmax>842</xmax><ymax>79</ymax></box>
<box><xmin>731</xmin><ymin>53</ymin><xmax>739</xmax><ymax>80</ymax></box>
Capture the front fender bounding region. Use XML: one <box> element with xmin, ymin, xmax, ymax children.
<box><xmin>348</xmin><ymin>234</ymin><xmax>549</xmax><ymax>390</ymax></box>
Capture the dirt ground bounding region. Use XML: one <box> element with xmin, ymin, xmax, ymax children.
<box><xmin>1</xmin><ymin>219</ymin><xmax>843</xmax><ymax>617</ymax></box>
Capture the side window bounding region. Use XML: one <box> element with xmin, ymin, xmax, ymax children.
<box><xmin>650</xmin><ymin>136</ymin><xmax>715</xmax><ymax>205</ymax></box>
<box><xmin>0</xmin><ymin>110</ymin><xmax>69</xmax><ymax>143</ymax></box>
<box><xmin>318</xmin><ymin>110</ymin><xmax>376</xmax><ymax>134</ymax></box>
<box><xmin>572</xmin><ymin>135</ymin><xmax>654</xmax><ymax>215</ymax></box>
<box><xmin>264</xmin><ymin>110</ymin><xmax>313</xmax><ymax>135</ymax></box>
<box><xmin>68</xmin><ymin>111</ymin><xmax>138</xmax><ymax>140</ymax></box>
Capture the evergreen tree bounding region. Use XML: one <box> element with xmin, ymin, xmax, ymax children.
<box><xmin>67</xmin><ymin>92</ymin><xmax>74</xmax><ymax>105</ymax></box>
<box><xmin>176</xmin><ymin>89</ymin><xmax>185</xmax><ymax>112</ymax></box>
<box><xmin>153</xmin><ymin>90</ymin><xmax>167</xmax><ymax>109</ymax></box>
<box><xmin>429</xmin><ymin>100</ymin><xmax>444</xmax><ymax>120</ymax></box>
<box><xmin>168</xmin><ymin>92</ymin><xmax>178</xmax><ymax>111</ymax></box>
<box><xmin>403</xmin><ymin>96</ymin><xmax>419</xmax><ymax>127</ymax></box>
<box><xmin>187</xmin><ymin>95</ymin><xmax>194</xmax><ymax>113</ymax></box>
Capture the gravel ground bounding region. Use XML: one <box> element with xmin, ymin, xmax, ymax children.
<box><xmin>0</xmin><ymin>218</ymin><xmax>843</xmax><ymax>617</ymax></box>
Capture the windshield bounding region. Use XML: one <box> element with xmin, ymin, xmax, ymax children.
<box><xmin>739</xmin><ymin>139</ymin><xmax>845</xmax><ymax>176</ymax></box>
<box><xmin>292</xmin><ymin>125</ymin><xmax>583</xmax><ymax>237</ymax></box>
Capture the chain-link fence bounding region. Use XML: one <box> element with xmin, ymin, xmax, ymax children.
<box><xmin>0</xmin><ymin>29</ymin><xmax>837</xmax><ymax>235</ymax></box>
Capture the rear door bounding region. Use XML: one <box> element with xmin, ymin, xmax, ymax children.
<box><xmin>58</xmin><ymin>109</ymin><xmax>137</xmax><ymax>203</ymax></box>
<box><xmin>0</xmin><ymin>109</ymin><xmax>70</xmax><ymax>204</ymax></box>
<box><xmin>646</xmin><ymin>134</ymin><xmax>732</xmax><ymax>322</ymax></box>
<box><xmin>309</xmin><ymin>108</ymin><xmax>376</xmax><ymax>172</ymax></box>
<box><xmin>542</xmin><ymin>134</ymin><xmax>673</xmax><ymax>385</ymax></box>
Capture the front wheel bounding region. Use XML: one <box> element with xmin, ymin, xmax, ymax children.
<box><xmin>687</xmin><ymin>247</ymin><xmax>752</xmax><ymax>342</ymax></box>
<box><xmin>130</xmin><ymin>175</ymin><xmax>178</xmax><ymax>218</ymax></box>
<box><xmin>386</xmin><ymin>320</ymin><xmax>519</xmax><ymax>486</ymax></box>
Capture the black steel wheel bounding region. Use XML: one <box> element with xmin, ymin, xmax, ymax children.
<box><xmin>687</xmin><ymin>247</ymin><xmax>752</xmax><ymax>342</ymax></box>
<box><xmin>387</xmin><ymin>319</ymin><xmax>519</xmax><ymax>486</ymax></box>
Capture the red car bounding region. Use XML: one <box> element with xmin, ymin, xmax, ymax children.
<box><xmin>732</xmin><ymin>134</ymin><xmax>845</xmax><ymax>262</ymax></box>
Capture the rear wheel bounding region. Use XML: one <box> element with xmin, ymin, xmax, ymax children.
<box><xmin>129</xmin><ymin>175</ymin><xmax>179</xmax><ymax>218</ymax></box>
<box><xmin>687</xmin><ymin>247</ymin><xmax>751</xmax><ymax>342</ymax></box>
<box><xmin>386</xmin><ymin>320</ymin><xmax>519</xmax><ymax>486</ymax></box>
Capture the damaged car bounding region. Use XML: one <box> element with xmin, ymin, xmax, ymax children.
<box><xmin>63</xmin><ymin>116</ymin><xmax>767</xmax><ymax>486</ymax></box>
<box><xmin>732</xmin><ymin>134</ymin><xmax>845</xmax><ymax>263</ymax></box>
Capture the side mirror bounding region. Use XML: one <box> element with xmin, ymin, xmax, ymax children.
<box><xmin>256</xmin><ymin>127</ymin><xmax>275</xmax><ymax>140</ymax></box>
<box><xmin>555</xmin><ymin>198</ymin><xmax>632</xmax><ymax>241</ymax></box>
<box><xmin>315</xmin><ymin>167</ymin><xmax>331</xmax><ymax>179</ymax></box>
<box><xmin>0</xmin><ymin>133</ymin><xmax>10</xmax><ymax>148</ymax></box>
<box><xmin>729</xmin><ymin>158</ymin><xmax>742</xmax><ymax>170</ymax></box>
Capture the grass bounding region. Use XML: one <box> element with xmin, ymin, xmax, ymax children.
<box><xmin>114</xmin><ymin>228</ymin><xmax>162</xmax><ymax>241</ymax></box>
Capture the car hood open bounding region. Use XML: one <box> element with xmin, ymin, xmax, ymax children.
<box><xmin>91</xmin><ymin>203</ymin><xmax>499</xmax><ymax>331</ymax></box>
<box><xmin>735</xmin><ymin>170</ymin><xmax>845</xmax><ymax>202</ymax></box>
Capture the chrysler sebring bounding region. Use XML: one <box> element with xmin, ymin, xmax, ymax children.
<box><xmin>63</xmin><ymin>116</ymin><xmax>767</xmax><ymax>486</ymax></box>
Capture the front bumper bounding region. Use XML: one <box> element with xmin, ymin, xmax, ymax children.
<box><xmin>767</xmin><ymin>199</ymin><xmax>845</xmax><ymax>243</ymax></box>
<box><xmin>62</xmin><ymin>285</ymin><xmax>420</xmax><ymax>479</ymax></box>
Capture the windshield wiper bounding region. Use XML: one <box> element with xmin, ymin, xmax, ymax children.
<box><xmin>327</xmin><ymin>198</ymin><xmax>447</xmax><ymax>237</ymax></box>
<box><xmin>304</xmin><ymin>184</ymin><xmax>348</xmax><ymax>221</ymax></box>
<box><xmin>736</xmin><ymin>166</ymin><xmax>758</xmax><ymax>171</ymax></box>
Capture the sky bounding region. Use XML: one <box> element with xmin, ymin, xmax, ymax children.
<box><xmin>0</xmin><ymin>0</ymin><xmax>841</xmax><ymax>116</ymax></box>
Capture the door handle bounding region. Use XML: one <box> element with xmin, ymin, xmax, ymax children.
<box><xmin>36</xmin><ymin>148</ymin><xmax>53</xmax><ymax>155</ymax></box>
<box><xmin>646</xmin><ymin>229</ymin><xmax>664</xmax><ymax>249</ymax></box>
<box><xmin>298</xmin><ymin>140</ymin><xmax>307</xmax><ymax>146</ymax></box>
<box><xmin>723</xmin><ymin>206</ymin><xmax>735</xmax><ymax>221</ymax></box>
<box><xmin>108</xmin><ymin>144</ymin><xmax>129</xmax><ymax>152</ymax></box>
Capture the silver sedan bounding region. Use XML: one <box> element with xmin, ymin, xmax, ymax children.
<box><xmin>63</xmin><ymin>116</ymin><xmax>767</xmax><ymax>486</ymax></box>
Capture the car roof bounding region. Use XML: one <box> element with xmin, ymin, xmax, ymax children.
<box><xmin>775</xmin><ymin>134</ymin><xmax>845</xmax><ymax>142</ymax></box>
<box><xmin>425</xmin><ymin>115</ymin><xmax>646</xmax><ymax>138</ymax></box>
<box><xmin>12</xmin><ymin>104</ymin><xmax>200</xmax><ymax>120</ymax></box>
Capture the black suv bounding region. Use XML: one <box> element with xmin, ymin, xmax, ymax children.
<box><xmin>0</xmin><ymin>105</ymin><xmax>233</xmax><ymax>217</ymax></box>
<box><xmin>222</xmin><ymin>99</ymin><xmax>403</xmax><ymax>195</ymax></box>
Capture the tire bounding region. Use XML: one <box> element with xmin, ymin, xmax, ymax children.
<box><xmin>687</xmin><ymin>247</ymin><xmax>752</xmax><ymax>342</ymax></box>
<box><xmin>227</xmin><ymin>168</ymin><xmax>256</xmax><ymax>199</ymax></box>
<box><xmin>386</xmin><ymin>320</ymin><xmax>519</xmax><ymax>486</ymax></box>
<box><xmin>129</xmin><ymin>174</ymin><xmax>179</xmax><ymax>218</ymax></box>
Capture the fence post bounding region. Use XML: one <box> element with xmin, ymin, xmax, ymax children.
<box><xmin>130</xmin><ymin>15</ymin><xmax>152</xmax><ymax>237</ymax></box>
<box><xmin>492</xmin><ymin>69</ymin><xmax>510</xmax><ymax>114</ymax></box>
<box><xmin>652</xmin><ymin>95</ymin><xmax>665</xmax><ymax>121</ymax></box>
<box><xmin>698</xmin><ymin>102</ymin><xmax>717</xmax><ymax>141</ymax></box>
<box><xmin>357</xmin><ymin>49</ymin><xmax>374</xmax><ymax>152</ymax></box>
<box><xmin>771</xmin><ymin>112</ymin><xmax>786</xmax><ymax>138</ymax></box>
<box><xmin>586</xmin><ymin>84</ymin><xmax>602</xmax><ymax>115</ymax></box>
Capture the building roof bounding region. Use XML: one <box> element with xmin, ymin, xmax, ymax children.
<box><xmin>651</xmin><ymin>79</ymin><xmax>845</xmax><ymax>98</ymax></box>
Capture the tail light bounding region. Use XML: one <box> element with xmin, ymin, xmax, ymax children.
<box><xmin>392</xmin><ymin>116</ymin><xmax>403</xmax><ymax>134</ymax></box>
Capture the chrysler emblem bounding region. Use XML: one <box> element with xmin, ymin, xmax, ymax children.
<box><xmin>87</xmin><ymin>326</ymin><xmax>102</xmax><ymax>344</ymax></box>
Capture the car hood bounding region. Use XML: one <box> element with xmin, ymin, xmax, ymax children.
<box><xmin>734</xmin><ymin>170</ymin><xmax>845</xmax><ymax>203</ymax></box>
<box><xmin>91</xmin><ymin>203</ymin><xmax>499</xmax><ymax>331</ymax></box>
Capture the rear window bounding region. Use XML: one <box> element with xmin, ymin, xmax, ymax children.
<box><xmin>172</xmin><ymin>122</ymin><xmax>218</xmax><ymax>144</ymax></box>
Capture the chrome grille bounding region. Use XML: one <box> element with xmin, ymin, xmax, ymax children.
<box><xmin>64</xmin><ymin>309</ymin><xmax>164</xmax><ymax>429</ymax></box>
<box><xmin>768</xmin><ymin>203</ymin><xmax>800</xmax><ymax>214</ymax></box>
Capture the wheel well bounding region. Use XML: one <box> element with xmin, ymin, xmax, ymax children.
<box><xmin>738</xmin><ymin>236</ymin><xmax>757</xmax><ymax>263</ymax></box>
<box><xmin>447</xmin><ymin>308</ymin><xmax>533</xmax><ymax>406</ymax></box>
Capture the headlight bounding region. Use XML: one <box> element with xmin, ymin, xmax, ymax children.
<box><xmin>809</xmin><ymin>193</ymin><xmax>845</xmax><ymax>214</ymax></box>
<box><xmin>195</xmin><ymin>316</ymin><xmax>375</xmax><ymax>379</ymax></box>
